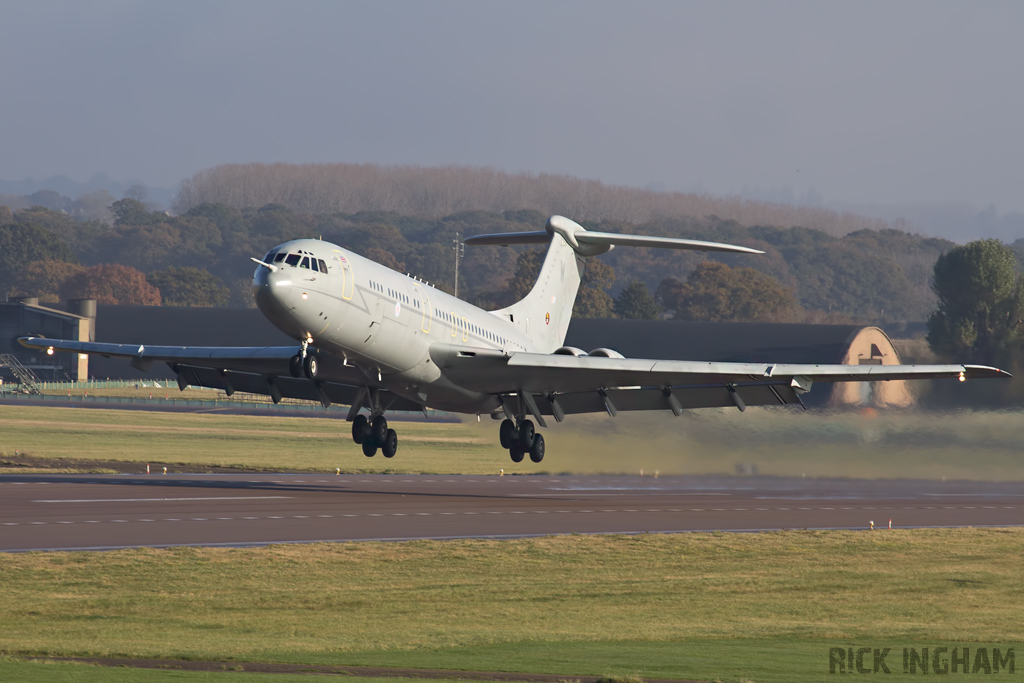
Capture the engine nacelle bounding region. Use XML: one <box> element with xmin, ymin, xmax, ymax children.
<box><xmin>588</xmin><ymin>348</ymin><xmax>625</xmax><ymax>359</ymax></box>
<box><xmin>553</xmin><ymin>346</ymin><xmax>588</xmax><ymax>357</ymax></box>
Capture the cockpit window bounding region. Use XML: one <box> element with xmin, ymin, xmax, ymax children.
<box><xmin>299</xmin><ymin>256</ymin><xmax>310</xmax><ymax>269</ymax></box>
<box><xmin>263</xmin><ymin>250</ymin><xmax>277</xmax><ymax>263</ymax></box>
<box><xmin>311</xmin><ymin>259</ymin><xmax>319</xmax><ymax>272</ymax></box>
<box><xmin>285</xmin><ymin>254</ymin><xmax>301</xmax><ymax>266</ymax></box>
<box><xmin>273</xmin><ymin>253</ymin><xmax>287</xmax><ymax>263</ymax></box>
<box><xmin>318</xmin><ymin>259</ymin><xmax>328</xmax><ymax>273</ymax></box>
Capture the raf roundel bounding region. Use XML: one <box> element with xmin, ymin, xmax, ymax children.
<box><xmin>395</xmin><ymin>301</ymin><xmax>401</xmax><ymax>317</ymax></box>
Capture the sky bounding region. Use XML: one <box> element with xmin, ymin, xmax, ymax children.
<box><xmin>1</xmin><ymin>1</ymin><xmax>1022</xmax><ymax>215</ymax></box>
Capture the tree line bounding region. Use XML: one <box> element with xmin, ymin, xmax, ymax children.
<box><xmin>3</xmin><ymin>197</ymin><xmax>1023</xmax><ymax>331</ymax></box>
<box><xmin>175</xmin><ymin>163</ymin><xmax>899</xmax><ymax>238</ymax></box>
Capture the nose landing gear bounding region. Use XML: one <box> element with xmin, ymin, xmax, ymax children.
<box><xmin>499</xmin><ymin>418</ymin><xmax>545</xmax><ymax>464</ymax></box>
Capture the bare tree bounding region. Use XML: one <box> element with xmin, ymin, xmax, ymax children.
<box><xmin>174</xmin><ymin>162</ymin><xmax>899</xmax><ymax>237</ymax></box>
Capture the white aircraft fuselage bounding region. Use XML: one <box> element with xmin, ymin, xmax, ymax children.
<box><xmin>253</xmin><ymin>238</ymin><xmax>532</xmax><ymax>415</ymax></box>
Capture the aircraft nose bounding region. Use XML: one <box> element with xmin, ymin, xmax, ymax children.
<box><xmin>254</xmin><ymin>267</ymin><xmax>296</xmax><ymax>317</ymax></box>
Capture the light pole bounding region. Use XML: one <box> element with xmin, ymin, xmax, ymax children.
<box><xmin>453</xmin><ymin>232</ymin><xmax>465</xmax><ymax>298</ymax></box>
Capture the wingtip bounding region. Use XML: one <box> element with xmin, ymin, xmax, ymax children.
<box><xmin>963</xmin><ymin>365</ymin><xmax>1013</xmax><ymax>379</ymax></box>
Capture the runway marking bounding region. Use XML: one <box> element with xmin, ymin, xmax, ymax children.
<box><xmin>2</xmin><ymin>505</ymin><xmax>1019</xmax><ymax>531</ymax></box>
<box><xmin>33</xmin><ymin>496</ymin><xmax>294</xmax><ymax>503</ymax></box>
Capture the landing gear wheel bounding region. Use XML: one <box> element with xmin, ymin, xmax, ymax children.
<box><xmin>303</xmin><ymin>354</ymin><xmax>318</xmax><ymax>380</ymax></box>
<box><xmin>352</xmin><ymin>415</ymin><xmax>369</xmax><ymax>444</ymax></box>
<box><xmin>371</xmin><ymin>415</ymin><xmax>388</xmax><ymax>444</ymax></box>
<box><xmin>509</xmin><ymin>444</ymin><xmax>525</xmax><ymax>463</ymax></box>
<box><xmin>499</xmin><ymin>419</ymin><xmax>516</xmax><ymax>449</ymax></box>
<box><xmin>518</xmin><ymin>419</ymin><xmax>535</xmax><ymax>450</ymax></box>
<box><xmin>381</xmin><ymin>429</ymin><xmax>398</xmax><ymax>458</ymax></box>
<box><xmin>362</xmin><ymin>440</ymin><xmax>378</xmax><ymax>457</ymax></box>
<box><xmin>529</xmin><ymin>433</ymin><xmax>545</xmax><ymax>463</ymax></box>
<box><xmin>289</xmin><ymin>354</ymin><xmax>303</xmax><ymax>378</ymax></box>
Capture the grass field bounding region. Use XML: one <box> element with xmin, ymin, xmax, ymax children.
<box><xmin>1</xmin><ymin>530</ymin><xmax>1022</xmax><ymax>682</ymax></box>
<box><xmin>3</xmin><ymin>403</ymin><xmax>1024</xmax><ymax>479</ymax></box>
<box><xmin>0</xmin><ymin>660</ymin><xmax>463</xmax><ymax>683</ymax></box>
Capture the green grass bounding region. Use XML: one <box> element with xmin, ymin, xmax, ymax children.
<box><xmin>5</xmin><ymin>403</ymin><xmax>1024</xmax><ymax>479</ymax></box>
<box><xmin>0</xmin><ymin>405</ymin><xmax>502</xmax><ymax>474</ymax></box>
<box><xmin>1</xmin><ymin>530</ymin><xmax>1022</xmax><ymax>682</ymax></box>
<box><xmin>0</xmin><ymin>659</ymin><xmax>489</xmax><ymax>683</ymax></box>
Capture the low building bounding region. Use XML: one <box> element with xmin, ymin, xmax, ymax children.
<box><xmin>0</xmin><ymin>298</ymin><xmax>94</xmax><ymax>384</ymax></box>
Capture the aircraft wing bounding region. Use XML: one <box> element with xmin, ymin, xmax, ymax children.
<box><xmin>429</xmin><ymin>344</ymin><xmax>1008</xmax><ymax>419</ymax></box>
<box><xmin>18</xmin><ymin>337</ymin><xmax>423</xmax><ymax>412</ymax></box>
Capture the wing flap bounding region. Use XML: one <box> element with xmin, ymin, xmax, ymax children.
<box><xmin>536</xmin><ymin>383</ymin><xmax>800</xmax><ymax>416</ymax></box>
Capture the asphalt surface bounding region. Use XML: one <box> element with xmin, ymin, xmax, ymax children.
<box><xmin>1</xmin><ymin>473</ymin><xmax>1022</xmax><ymax>552</ymax></box>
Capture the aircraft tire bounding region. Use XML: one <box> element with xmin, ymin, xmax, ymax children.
<box><xmin>352</xmin><ymin>415</ymin><xmax>369</xmax><ymax>444</ymax></box>
<box><xmin>371</xmin><ymin>416</ymin><xmax>388</xmax><ymax>444</ymax></box>
<box><xmin>362</xmin><ymin>440</ymin><xmax>378</xmax><ymax>457</ymax></box>
<box><xmin>499</xmin><ymin>419</ymin><xmax>516</xmax><ymax>449</ymax></box>
<box><xmin>518</xmin><ymin>420</ymin><xmax>535</xmax><ymax>450</ymax></box>
<box><xmin>303</xmin><ymin>354</ymin><xmax>318</xmax><ymax>380</ymax></box>
<box><xmin>382</xmin><ymin>429</ymin><xmax>398</xmax><ymax>458</ymax></box>
<box><xmin>529</xmin><ymin>433</ymin><xmax>545</xmax><ymax>463</ymax></box>
<box><xmin>289</xmin><ymin>354</ymin><xmax>303</xmax><ymax>378</ymax></box>
<box><xmin>509</xmin><ymin>445</ymin><xmax>525</xmax><ymax>463</ymax></box>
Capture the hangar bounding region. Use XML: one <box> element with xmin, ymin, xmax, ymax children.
<box><xmin>0</xmin><ymin>297</ymin><xmax>93</xmax><ymax>387</ymax></box>
<box><xmin>62</xmin><ymin>305</ymin><xmax>911</xmax><ymax>408</ymax></box>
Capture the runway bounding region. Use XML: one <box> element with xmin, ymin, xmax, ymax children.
<box><xmin>2</xmin><ymin>473</ymin><xmax>1022</xmax><ymax>552</ymax></box>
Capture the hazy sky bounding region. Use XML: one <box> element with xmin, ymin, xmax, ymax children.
<box><xmin>1</xmin><ymin>1</ymin><xmax>1022</xmax><ymax>212</ymax></box>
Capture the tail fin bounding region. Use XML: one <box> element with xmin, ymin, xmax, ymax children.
<box><xmin>466</xmin><ymin>215</ymin><xmax>763</xmax><ymax>353</ymax></box>
<box><xmin>490</xmin><ymin>220</ymin><xmax>583</xmax><ymax>353</ymax></box>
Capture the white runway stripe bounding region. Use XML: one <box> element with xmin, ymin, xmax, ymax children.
<box><xmin>33</xmin><ymin>496</ymin><xmax>294</xmax><ymax>503</ymax></box>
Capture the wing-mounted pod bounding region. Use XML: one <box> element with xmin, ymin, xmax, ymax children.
<box><xmin>587</xmin><ymin>348</ymin><xmax>625</xmax><ymax>359</ymax></box>
<box><xmin>464</xmin><ymin>215</ymin><xmax>765</xmax><ymax>257</ymax></box>
<box><xmin>553</xmin><ymin>346</ymin><xmax>588</xmax><ymax>357</ymax></box>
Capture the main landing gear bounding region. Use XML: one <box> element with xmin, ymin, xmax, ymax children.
<box><xmin>499</xmin><ymin>418</ymin><xmax>545</xmax><ymax>464</ymax></box>
<box><xmin>289</xmin><ymin>344</ymin><xmax>318</xmax><ymax>380</ymax></box>
<box><xmin>351</xmin><ymin>413</ymin><xmax>398</xmax><ymax>458</ymax></box>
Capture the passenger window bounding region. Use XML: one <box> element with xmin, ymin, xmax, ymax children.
<box><xmin>274</xmin><ymin>253</ymin><xmax>287</xmax><ymax>263</ymax></box>
<box><xmin>285</xmin><ymin>254</ymin><xmax>301</xmax><ymax>266</ymax></box>
<box><xmin>318</xmin><ymin>259</ymin><xmax>328</xmax><ymax>272</ymax></box>
<box><xmin>300</xmin><ymin>257</ymin><xmax>310</xmax><ymax>269</ymax></box>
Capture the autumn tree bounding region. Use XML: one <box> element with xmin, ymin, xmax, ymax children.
<box><xmin>148</xmin><ymin>266</ymin><xmax>230</xmax><ymax>307</ymax></box>
<box><xmin>0</xmin><ymin>221</ymin><xmax>77</xmax><ymax>293</ymax></box>
<box><xmin>614</xmin><ymin>281</ymin><xmax>661</xmax><ymax>319</ymax></box>
<box><xmin>661</xmin><ymin>261</ymin><xmax>801</xmax><ymax>322</ymax></box>
<box><xmin>10</xmin><ymin>260</ymin><xmax>86</xmax><ymax>303</ymax></box>
<box><xmin>573</xmin><ymin>259</ymin><xmax>616</xmax><ymax>318</ymax></box>
<box><xmin>111</xmin><ymin>197</ymin><xmax>162</xmax><ymax>226</ymax></box>
<box><xmin>927</xmin><ymin>239</ymin><xmax>1024</xmax><ymax>365</ymax></box>
<box><xmin>59</xmin><ymin>264</ymin><xmax>162</xmax><ymax>305</ymax></box>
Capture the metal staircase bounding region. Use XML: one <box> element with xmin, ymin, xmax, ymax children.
<box><xmin>0</xmin><ymin>354</ymin><xmax>43</xmax><ymax>394</ymax></box>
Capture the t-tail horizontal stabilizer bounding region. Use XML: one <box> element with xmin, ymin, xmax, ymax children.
<box><xmin>464</xmin><ymin>215</ymin><xmax>765</xmax><ymax>257</ymax></box>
